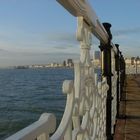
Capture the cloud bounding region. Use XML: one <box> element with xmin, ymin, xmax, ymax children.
<box><xmin>0</xmin><ymin>49</ymin><xmax>7</xmax><ymax>52</ymax></box>
<box><xmin>0</xmin><ymin>28</ymin><xmax>79</xmax><ymax>52</ymax></box>
<box><xmin>0</xmin><ymin>14</ymin><xmax>78</xmax><ymax>50</ymax></box>
<box><xmin>112</xmin><ymin>27</ymin><xmax>140</xmax><ymax>51</ymax></box>
<box><xmin>46</xmin><ymin>32</ymin><xmax>76</xmax><ymax>42</ymax></box>
<box><xmin>0</xmin><ymin>29</ymin><xmax>96</xmax><ymax>67</ymax></box>
<box><xmin>52</xmin><ymin>44</ymin><xmax>76</xmax><ymax>50</ymax></box>
<box><xmin>113</xmin><ymin>27</ymin><xmax>140</xmax><ymax>36</ymax></box>
<box><xmin>0</xmin><ymin>51</ymin><xmax>80</xmax><ymax>67</ymax></box>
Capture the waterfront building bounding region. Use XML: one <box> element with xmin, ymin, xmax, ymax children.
<box><xmin>93</xmin><ymin>51</ymin><xmax>101</xmax><ymax>67</ymax></box>
<box><xmin>66</xmin><ymin>59</ymin><xmax>74</xmax><ymax>67</ymax></box>
<box><xmin>125</xmin><ymin>58</ymin><xmax>131</xmax><ymax>67</ymax></box>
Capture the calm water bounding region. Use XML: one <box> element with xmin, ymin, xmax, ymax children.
<box><xmin>0</xmin><ymin>68</ymin><xmax>73</xmax><ymax>139</ymax></box>
<box><xmin>0</xmin><ymin>68</ymin><xmax>100</xmax><ymax>140</ymax></box>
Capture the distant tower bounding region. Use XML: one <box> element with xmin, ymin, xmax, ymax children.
<box><xmin>67</xmin><ymin>59</ymin><xmax>74</xmax><ymax>67</ymax></box>
<box><xmin>94</xmin><ymin>51</ymin><xmax>101</xmax><ymax>59</ymax></box>
<box><xmin>131</xmin><ymin>57</ymin><xmax>135</xmax><ymax>65</ymax></box>
<box><xmin>93</xmin><ymin>51</ymin><xmax>101</xmax><ymax>66</ymax></box>
<box><xmin>63</xmin><ymin>60</ymin><xmax>66</xmax><ymax>67</ymax></box>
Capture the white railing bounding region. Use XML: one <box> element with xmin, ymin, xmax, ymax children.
<box><xmin>6</xmin><ymin>113</ymin><xmax>56</xmax><ymax>140</ymax></box>
<box><xmin>6</xmin><ymin>16</ymin><xmax>109</xmax><ymax>140</ymax></box>
<box><xmin>6</xmin><ymin>0</ymin><xmax>123</xmax><ymax>140</ymax></box>
<box><xmin>57</xmin><ymin>0</ymin><xmax>109</xmax><ymax>44</ymax></box>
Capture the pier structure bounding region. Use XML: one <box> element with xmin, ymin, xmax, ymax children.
<box><xmin>114</xmin><ymin>74</ymin><xmax>140</xmax><ymax>140</ymax></box>
<box><xmin>6</xmin><ymin>0</ymin><xmax>140</xmax><ymax>140</ymax></box>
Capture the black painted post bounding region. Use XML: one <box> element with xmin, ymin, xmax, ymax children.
<box><xmin>122</xmin><ymin>56</ymin><xmax>125</xmax><ymax>100</ymax></box>
<box><xmin>135</xmin><ymin>57</ymin><xmax>139</xmax><ymax>75</ymax></box>
<box><xmin>119</xmin><ymin>53</ymin><xmax>122</xmax><ymax>101</ymax></box>
<box><xmin>115</xmin><ymin>44</ymin><xmax>120</xmax><ymax>118</ymax></box>
<box><xmin>136</xmin><ymin>59</ymin><xmax>138</xmax><ymax>74</ymax></box>
<box><xmin>123</xmin><ymin>56</ymin><xmax>125</xmax><ymax>86</ymax></box>
<box><xmin>120</xmin><ymin>53</ymin><xmax>125</xmax><ymax>101</ymax></box>
<box><xmin>122</xmin><ymin>56</ymin><xmax>126</xmax><ymax>100</ymax></box>
<box><xmin>99</xmin><ymin>23</ymin><xmax>113</xmax><ymax>140</ymax></box>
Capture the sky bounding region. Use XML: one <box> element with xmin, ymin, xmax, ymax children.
<box><xmin>0</xmin><ymin>0</ymin><xmax>140</xmax><ymax>67</ymax></box>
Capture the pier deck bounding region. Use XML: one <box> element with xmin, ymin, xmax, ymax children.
<box><xmin>114</xmin><ymin>74</ymin><xmax>140</xmax><ymax>140</ymax></box>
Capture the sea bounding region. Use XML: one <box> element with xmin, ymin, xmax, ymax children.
<box><xmin>0</xmin><ymin>68</ymin><xmax>100</xmax><ymax>140</ymax></box>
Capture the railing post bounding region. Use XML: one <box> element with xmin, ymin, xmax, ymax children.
<box><xmin>122</xmin><ymin>56</ymin><xmax>126</xmax><ymax>100</ymax></box>
<box><xmin>99</xmin><ymin>23</ymin><xmax>113</xmax><ymax>140</ymax></box>
<box><xmin>115</xmin><ymin>44</ymin><xmax>120</xmax><ymax>118</ymax></box>
<box><xmin>120</xmin><ymin>53</ymin><xmax>125</xmax><ymax>101</ymax></box>
<box><xmin>135</xmin><ymin>57</ymin><xmax>139</xmax><ymax>74</ymax></box>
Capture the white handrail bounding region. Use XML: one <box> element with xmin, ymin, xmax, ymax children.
<box><xmin>6</xmin><ymin>113</ymin><xmax>56</xmax><ymax>140</ymax></box>
<box><xmin>57</xmin><ymin>0</ymin><xmax>109</xmax><ymax>44</ymax></box>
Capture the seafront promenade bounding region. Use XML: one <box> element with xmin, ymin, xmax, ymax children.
<box><xmin>114</xmin><ymin>74</ymin><xmax>140</xmax><ymax>140</ymax></box>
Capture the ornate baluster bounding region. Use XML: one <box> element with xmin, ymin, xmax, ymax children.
<box><xmin>71</xmin><ymin>16</ymin><xmax>108</xmax><ymax>140</ymax></box>
<box><xmin>72</xmin><ymin>16</ymin><xmax>95</xmax><ymax>139</ymax></box>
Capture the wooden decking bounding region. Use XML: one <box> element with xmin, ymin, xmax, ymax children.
<box><xmin>114</xmin><ymin>74</ymin><xmax>140</xmax><ymax>140</ymax></box>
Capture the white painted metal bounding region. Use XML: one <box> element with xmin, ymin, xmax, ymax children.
<box><xmin>57</xmin><ymin>0</ymin><xmax>118</xmax><ymax>54</ymax></box>
<box><xmin>51</xmin><ymin>17</ymin><xmax>109</xmax><ymax>140</ymax></box>
<box><xmin>5</xmin><ymin>113</ymin><xmax>56</xmax><ymax>140</ymax></box>
<box><xmin>6</xmin><ymin>1</ymin><xmax>121</xmax><ymax>140</ymax></box>
<box><xmin>57</xmin><ymin>0</ymin><xmax>109</xmax><ymax>44</ymax></box>
<box><xmin>111</xmin><ymin>43</ymin><xmax>118</xmax><ymax>55</ymax></box>
<box><xmin>6</xmin><ymin>17</ymin><xmax>109</xmax><ymax>140</ymax></box>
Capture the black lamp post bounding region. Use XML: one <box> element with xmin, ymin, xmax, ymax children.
<box><xmin>135</xmin><ymin>56</ymin><xmax>139</xmax><ymax>74</ymax></box>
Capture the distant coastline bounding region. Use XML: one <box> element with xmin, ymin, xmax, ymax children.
<box><xmin>14</xmin><ymin>65</ymin><xmax>74</xmax><ymax>69</ymax></box>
